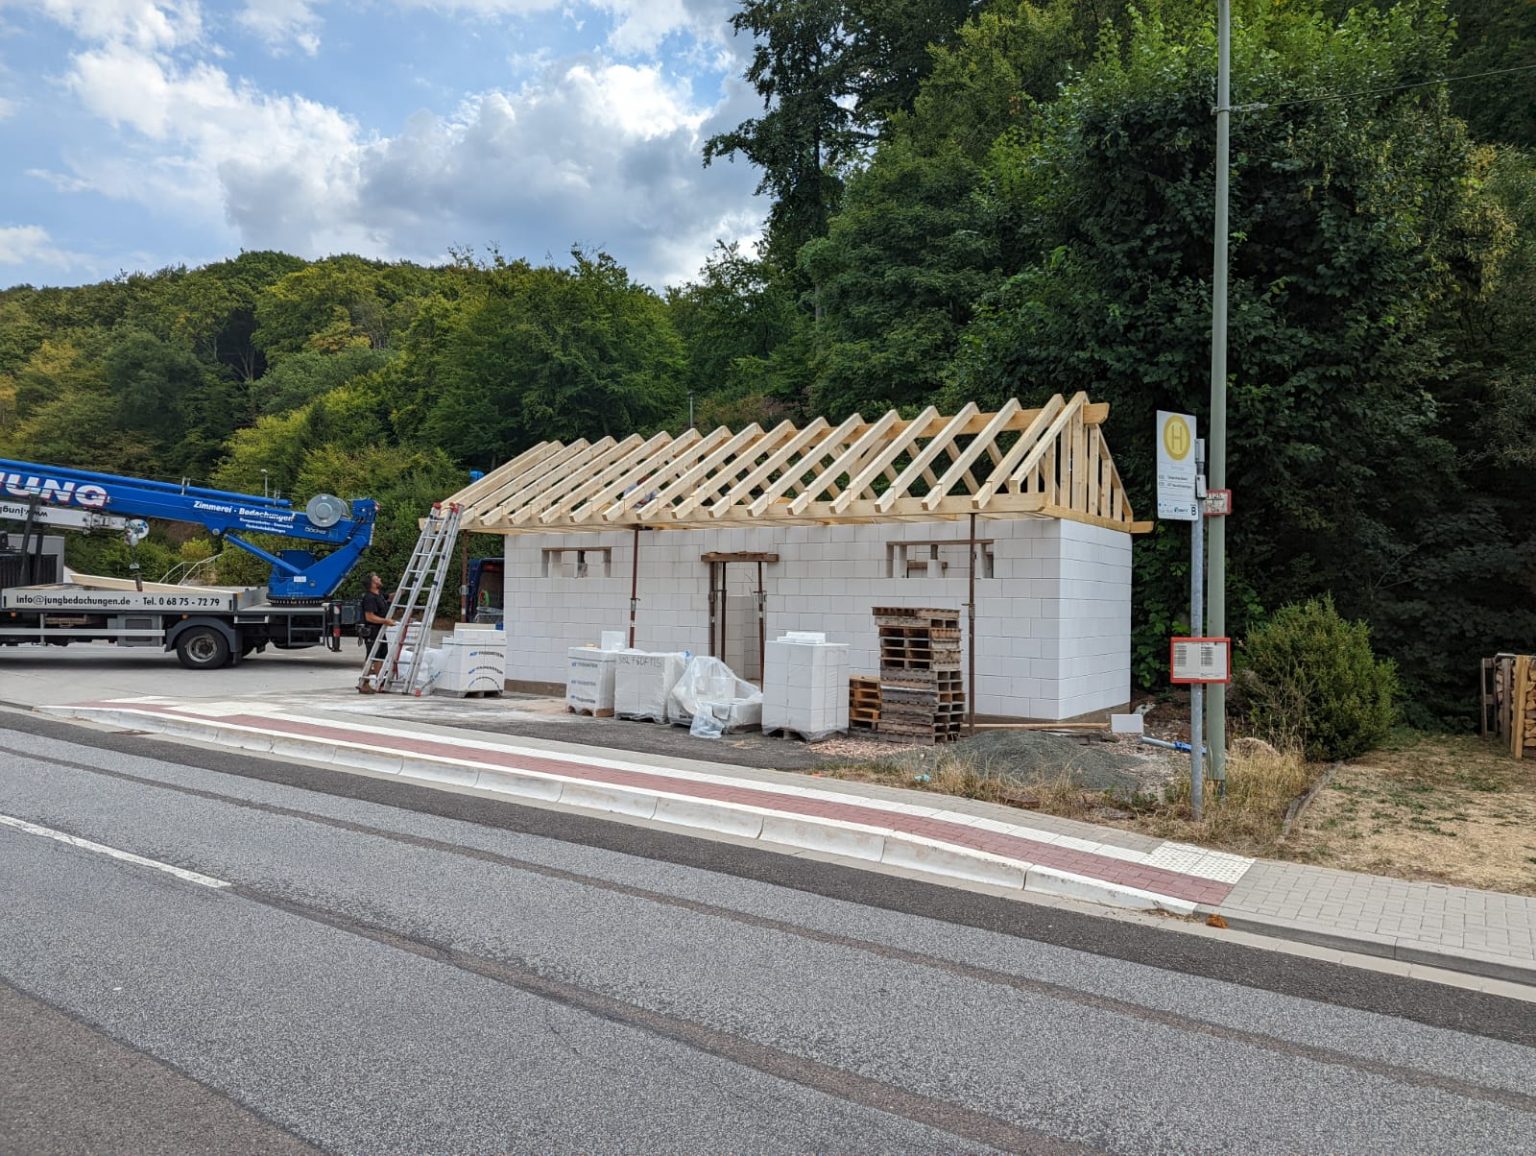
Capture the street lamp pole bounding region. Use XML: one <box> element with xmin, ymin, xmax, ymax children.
<box><xmin>1206</xmin><ymin>0</ymin><xmax>1231</xmax><ymax>789</ymax></box>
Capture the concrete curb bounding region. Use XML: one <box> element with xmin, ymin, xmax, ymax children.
<box><xmin>1200</xmin><ymin>908</ymin><xmax>1536</xmax><ymax>988</ymax></box>
<box><xmin>40</xmin><ymin>703</ymin><xmax>1201</xmax><ymax>918</ymax></box>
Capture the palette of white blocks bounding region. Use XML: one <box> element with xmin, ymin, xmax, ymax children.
<box><xmin>435</xmin><ymin>626</ymin><xmax>506</xmax><ymax>697</ymax></box>
<box><xmin>616</xmin><ymin>650</ymin><xmax>687</xmax><ymax>722</ymax></box>
<box><xmin>763</xmin><ymin>634</ymin><xmax>850</xmax><ymax>740</ymax></box>
<box><xmin>566</xmin><ymin>647</ymin><xmax>618</xmax><ymax>716</ymax></box>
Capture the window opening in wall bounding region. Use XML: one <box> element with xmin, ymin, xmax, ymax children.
<box><xmin>886</xmin><ymin>539</ymin><xmax>994</xmax><ymax>579</ymax></box>
<box><xmin>541</xmin><ymin>546</ymin><xmax>613</xmax><ymax>578</ymax></box>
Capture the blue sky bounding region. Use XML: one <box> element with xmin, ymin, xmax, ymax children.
<box><xmin>0</xmin><ymin>0</ymin><xmax>767</xmax><ymax>289</ymax></box>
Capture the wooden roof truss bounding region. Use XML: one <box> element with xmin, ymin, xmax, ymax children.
<box><xmin>448</xmin><ymin>392</ymin><xmax>1149</xmax><ymax>535</ymax></box>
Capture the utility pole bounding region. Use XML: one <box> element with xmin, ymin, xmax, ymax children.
<box><xmin>1206</xmin><ymin>0</ymin><xmax>1231</xmax><ymax>789</ymax></box>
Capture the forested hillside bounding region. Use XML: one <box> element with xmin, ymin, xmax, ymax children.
<box><xmin>2</xmin><ymin>0</ymin><xmax>1532</xmax><ymax>722</ymax></box>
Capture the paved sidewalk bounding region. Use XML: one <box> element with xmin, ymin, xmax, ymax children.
<box><xmin>36</xmin><ymin>696</ymin><xmax>1536</xmax><ymax>987</ymax></box>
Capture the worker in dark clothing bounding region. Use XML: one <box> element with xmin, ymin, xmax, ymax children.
<box><xmin>357</xmin><ymin>572</ymin><xmax>397</xmax><ymax>693</ymax></box>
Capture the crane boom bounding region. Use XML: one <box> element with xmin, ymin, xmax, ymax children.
<box><xmin>0</xmin><ymin>459</ymin><xmax>377</xmax><ymax>600</ymax></box>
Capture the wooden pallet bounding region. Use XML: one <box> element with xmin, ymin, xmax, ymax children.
<box><xmin>849</xmin><ymin>675</ymin><xmax>881</xmax><ymax>731</ymax></box>
<box><xmin>873</xmin><ymin>607</ymin><xmax>961</xmax><ymax>626</ymax></box>
<box><xmin>568</xmin><ymin>704</ymin><xmax>614</xmax><ymax>718</ymax></box>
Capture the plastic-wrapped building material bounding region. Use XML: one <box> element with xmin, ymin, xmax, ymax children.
<box><xmin>668</xmin><ymin>655</ymin><xmax>764</xmax><ymax>736</ymax></box>
<box><xmin>615</xmin><ymin>650</ymin><xmax>687</xmax><ymax>722</ymax></box>
<box><xmin>435</xmin><ymin>625</ymin><xmax>506</xmax><ymax>697</ymax></box>
<box><xmin>763</xmin><ymin>635</ymin><xmax>849</xmax><ymax>741</ymax></box>
<box><xmin>566</xmin><ymin>646</ymin><xmax>618</xmax><ymax>715</ymax></box>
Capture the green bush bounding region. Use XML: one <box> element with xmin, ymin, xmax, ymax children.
<box><xmin>1238</xmin><ymin>596</ymin><xmax>1399</xmax><ymax>761</ymax></box>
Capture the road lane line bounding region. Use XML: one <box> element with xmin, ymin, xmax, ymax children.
<box><xmin>0</xmin><ymin>813</ymin><xmax>230</xmax><ymax>890</ymax></box>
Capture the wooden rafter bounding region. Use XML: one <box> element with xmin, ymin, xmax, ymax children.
<box><xmin>449</xmin><ymin>395</ymin><xmax>1149</xmax><ymax>535</ymax></box>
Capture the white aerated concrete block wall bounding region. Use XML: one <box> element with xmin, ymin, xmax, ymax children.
<box><xmin>502</xmin><ymin>518</ymin><xmax>1131</xmax><ymax>720</ymax></box>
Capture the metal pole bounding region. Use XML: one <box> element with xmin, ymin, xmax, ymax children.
<box><xmin>1206</xmin><ymin>0</ymin><xmax>1232</xmax><ymax>788</ymax></box>
<box><xmin>1191</xmin><ymin>443</ymin><xmax>1206</xmax><ymax>821</ymax></box>
<box><xmin>968</xmin><ymin>513</ymin><xmax>977</xmax><ymax>736</ymax></box>
<box><xmin>628</xmin><ymin>526</ymin><xmax>640</xmax><ymax>648</ymax></box>
<box><xmin>459</xmin><ymin>539</ymin><xmax>469</xmax><ymax>622</ymax></box>
<box><xmin>757</xmin><ymin>559</ymin><xmax>766</xmax><ymax>680</ymax></box>
<box><xmin>707</xmin><ymin>561</ymin><xmax>718</xmax><ymax>657</ymax></box>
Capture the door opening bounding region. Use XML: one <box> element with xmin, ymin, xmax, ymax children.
<box><xmin>703</xmin><ymin>551</ymin><xmax>777</xmax><ymax>683</ymax></box>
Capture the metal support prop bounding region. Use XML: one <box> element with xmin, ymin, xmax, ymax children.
<box><xmin>628</xmin><ymin>525</ymin><xmax>641</xmax><ymax>649</ymax></box>
<box><xmin>757</xmin><ymin>559</ymin><xmax>766</xmax><ymax>679</ymax></box>
<box><xmin>459</xmin><ymin>539</ymin><xmax>469</xmax><ymax>622</ymax></box>
<box><xmin>1206</xmin><ymin>0</ymin><xmax>1232</xmax><ymax>788</ymax></box>
<box><xmin>968</xmin><ymin>512</ymin><xmax>978</xmax><ymax>736</ymax></box>
<box><xmin>706</xmin><ymin>561</ymin><xmax>719</xmax><ymax>657</ymax></box>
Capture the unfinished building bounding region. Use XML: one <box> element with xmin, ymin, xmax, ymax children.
<box><xmin>444</xmin><ymin>393</ymin><xmax>1149</xmax><ymax>721</ymax></box>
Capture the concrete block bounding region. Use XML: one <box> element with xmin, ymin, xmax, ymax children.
<box><xmin>652</xmin><ymin>796</ymin><xmax>766</xmax><ymax>839</ymax></box>
<box><xmin>880</xmin><ymin>837</ymin><xmax>1029</xmax><ymax>890</ymax></box>
<box><xmin>558</xmin><ymin>781</ymin><xmax>660</xmax><ymax>819</ymax></box>
<box><xmin>475</xmin><ymin>767</ymin><xmax>566</xmax><ymax>801</ymax></box>
<box><xmin>758</xmin><ymin>815</ymin><xmax>886</xmax><ymax>862</ymax></box>
<box><xmin>399</xmin><ymin>756</ymin><xmax>480</xmax><ymax>788</ymax></box>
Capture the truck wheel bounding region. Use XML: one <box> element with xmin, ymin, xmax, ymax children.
<box><xmin>176</xmin><ymin>627</ymin><xmax>230</xmax><ymax>670</ymax></box>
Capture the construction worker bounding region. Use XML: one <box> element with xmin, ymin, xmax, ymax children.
<box><xmin>357</xmin><ymin>572</ymin><xmax>396</xmax><ymax>693</ymax></box>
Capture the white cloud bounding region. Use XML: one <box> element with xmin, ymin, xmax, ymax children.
<box><xmin>1</xmin><ymin>0</ymin><xmax>202</xmax><ymax>50</ymax></box>
<box><xmin>352</xmin><ymin>59</ymin><xmax>762</xmax><ymax>283</ymax></box>
<box><xmin>0</xmin><ymin>96</ymin><xmax>16</xmax><ymax>118</ymax></box>
<box><xmin>383</xmin><ymin>0</ymin><xmax>735</xmax><ymax>56</ymax></box>
<box><xmin>63</xmin><ymin>43</ymin><xmax>369</xmax><ymax>253</ymax></box>
<box><xmin>16</xmin><ymin>0</ymin><xmax>765</xmax><ymax>286</ymax></box>
<box><xmin>237</xmin><ymin>0</ymin><xmax>323</xmax><ymax>54</ymax></box>
<box><xmin>0</xmin><ymin>224</ymin><xmax>86</xmax><ymax>268</ymax></box>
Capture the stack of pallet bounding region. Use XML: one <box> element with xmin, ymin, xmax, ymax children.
<box><xmin>873</xmin><ymin>607</ymin><xmax>964</xmax><ymax>744</ymax></box>
<box><xmin>849</xmin><ymin>676</ymin><xmax>880</xmax><ymax>732</ymax></box>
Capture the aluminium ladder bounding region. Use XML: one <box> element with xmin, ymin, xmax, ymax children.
<box><xmin>360</xmin><ymin>502</ymin><xmax>462</xmax><ymax>695</ymax></box>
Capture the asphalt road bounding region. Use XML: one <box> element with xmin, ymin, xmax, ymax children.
<box><xmin>2</xmin><ymin>712</ymin><xmax>1534</xmax><ymax>1155</ymax></box>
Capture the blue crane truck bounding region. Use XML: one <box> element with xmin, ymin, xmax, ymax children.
<box><xmin>0</xmin><ymin>458</ymin><xmax>378</xmax><ymax>669</ymax></box>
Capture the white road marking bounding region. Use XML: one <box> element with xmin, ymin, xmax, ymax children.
<box><xmin>0</xmin><ymin>813</ymin><xmax>231</xmax><ymax>889</ymax></box>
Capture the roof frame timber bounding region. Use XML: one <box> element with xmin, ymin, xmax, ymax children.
<box><xmin>445</xmin><ymin>394</ymin><xmax>1150</xmax><ymax>535</ymax></box>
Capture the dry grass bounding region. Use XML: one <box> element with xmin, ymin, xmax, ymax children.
<box><xmin>809</xmin><ymin>728</ymin><xmax>1536</xmax><ymax>894</ymax></box>
<box><xmin>817</xmin><ymin>750</ymin><xmax>1096</xmax><ymax>818</ymax></box>
<box><xmin>1113</xmin><ymin>743</ymin><xmax>1317</xmax><ymax>856</ymax></box>
<box><xmin>1284</xmin><ymin>732</ymin><xmax>1536</xmax><ymax>895</ymax></box>
<box><xmin>815</xmin><ymin>739</ymin><xmax>1317</xmax><ymax>858</ymax></box>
